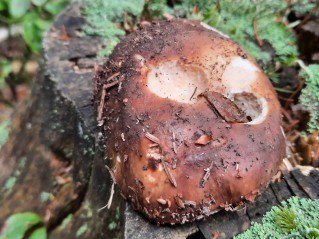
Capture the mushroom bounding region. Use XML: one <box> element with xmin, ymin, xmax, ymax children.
<box><xmin>93</xmin><ymin>19</ymin><xmax>286</xmax><ymax>224</ymax></box>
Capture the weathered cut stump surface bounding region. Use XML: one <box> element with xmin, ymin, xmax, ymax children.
<box><xmin>0</xmin><ymin>1</ymin><xmax>318</xmax><ymax>239</ymax></box>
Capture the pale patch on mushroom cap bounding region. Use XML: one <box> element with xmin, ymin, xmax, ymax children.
<box><xmin>222</xmin><ymin>56</ymin><xmax>260</xmax><ymax>92</ymax></box>
<box><xmin>147</xmin><ymin>61</ymin><xmax>208</xmax><ymax>104</ymax></box>
<box><xmin>147</xmin><ymin>55</ymin><xmax>269</xmax><ymax>124</ymax></box>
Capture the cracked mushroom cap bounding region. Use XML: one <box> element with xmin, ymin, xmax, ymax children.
<box><xmin>94</xmin><ymin>19</ymin><xmax>286</xmax><ymax>224</ymax></box>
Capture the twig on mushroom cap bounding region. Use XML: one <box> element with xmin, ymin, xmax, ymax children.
<box><xmin>172</xmin><ymin>131</ymin><xmax>178</xmax><ymax>154</ymax></box>
<box><xmin>97</xmin><ymin>76</ymin><xmax>123</xmax><ymax>125</ymax></box>
<box><xmin>189</xmin><ymin>86</ymin><xmax>198</xmax><ymax>101</ymax></box>
<box><xmin>160</xmin><ymin>157</ymin><xmax>177</xmax><ymax>187</ymax></box>
<box><xmin>145</xmin><ymin>132</ymin><xmax>160</xmax><ymax>144</ymax></box>
<box><xmin>174</xmin><ymin>195</ymin><xmax>185</xmax><ymax>209</ymax></box>
<box><xmin>106</xmin><ymin>72</ymin><xmax>120</xmax><ymax>82</ymax></box>
<box><xmin>102</xmin><ymin>78</ymin><xmax>124</xmax><ymax>90</ymax></box>
<box><xmin>200</xmin><ymin>160</ymin><xmax>214</xmax><ymax>188</ymax></box>
<box><xmin>97</xmin><ymin>85</ymin><xmax>107</xmax><ymax>126</ymax></box>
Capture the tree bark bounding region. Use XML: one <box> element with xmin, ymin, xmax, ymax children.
<box><xmin>0</xmin><ymin>1</ymin><xmax>318</xmax><ymax>239</ymax></box>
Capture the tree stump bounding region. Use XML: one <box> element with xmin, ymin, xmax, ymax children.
<box><xmin>0</xmin><ymin>1</ymin><xmax>318</xmax><ymax>239</ymax></box>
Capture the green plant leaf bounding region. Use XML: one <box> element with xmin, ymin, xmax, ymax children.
<box><xmin>35</xmin><ymin>18</ymin><xmax>51</xmax><ymax>30</ymax></box>
<box><xmin>9</xmin><ymin>0</ymin><xmax>30</xmax><ymax>18</ymax></box>
<box><xmin>31</xmin><ymin>0</ymin><xmax>47</xmax><ymax>6</ymax></box>
<box><xmin>0</xmin><ymin>59</ymin><xmax>12</xmax><ymax>88</ymax></box>
<box><xmin>0</xmin><ymin>212</ymin><xmax>43</xmax><ymax>239</ymax></box>
<box><xmin>29</xmin><ymin>227</ymin><xmax>47</xmax><ymax>239</ymax></box>
<box><xmin>44</xmin><ymin>0</ymin><xmax>68</xmax><ymax>15</ymax></box>
<box><xmin>0</xmin><ymin>0</ymin><xmax>7</xmax><ymax>11</ymax></box>
<box><xmin>22</xmin><ymin>13</ymin><xmax>43</xmax><ymax>53</ymax></box>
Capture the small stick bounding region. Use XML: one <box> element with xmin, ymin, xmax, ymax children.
<box><xmin>98</xmin><ymin>165</ymin><xmax>117</xmax><ymax>211</ymax></box>
<box><xmin>172</xmin><ymin>131</ymin><xmax>177</xmax><ymax>154</ymax></box>
<box><xmin>97</xmin><ymin>78</ymin><xmax>123</xmax><ymax>125</ymax></box>
<box><xmin>200</xmin><ymin>161</ymin><xmax>214</xmax><ymax>188</ymax></box>
<box><xmin>105</xmin><ymin>164</ymin><xmax>116</xmax><ymax>182</ymax></box>
<box><xmin>103</xmin><ymin>78</ymin><xmax>124</xmax><ymax>91</ymax></box>
<box><xmin>98</xmin><ymin>182</ymin><xmax>115</xmax><ymax>211</ymax></box>
<box><xmin>190</xmin><ymin>86</ymin><xmax>197</xmax><ymax>101</ymax></box>
<box><xmin>118</xmin><ymin>81</ymin><xmax>122</xmax><ymax>93</ymax></box>
<box><xmin>145</xmin><ymin>132</ymin><xmax>160</xmax><ymax>144</ymax></box>
<box><xmin>106</xmin><ymin>182</ymin><xmax>115</xmax><ymax>209</ymax></box>
<box><xmin>106</xmin><ymin>72</ymin><xmax>120</xmax><ymax>82</ymax></box>
<box><xmin>97</xmin><ymin>85</ymin><xmax>108</xmax><ymax>125</ymax></box>
<box><xmin>161</xmin><ymin>157</ymin><xmax>177</xmax><ymax>187</ymax></box>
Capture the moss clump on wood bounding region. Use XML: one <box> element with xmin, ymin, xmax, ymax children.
<box><xmin>1</xmin><ymin>156</ymin><xmax>27</xmax><ymax>194</ymax></box>
<box><xmin>83</xmin><ymin>0</ymin><xmax>144</xmax><ymax>56</ymax></box>
<box><xmin>299</xmin><ymin>64</ymin><xmax>319</xmax><ymax>133</ymax></box>
<box><xmin>148</xmin><ymin>0</ymin><xmax>301</xmax><ymax>67</ymax></box>
<box><xmin>0</xmin><ymin>120</ymin><xmax>10</xmax><ymax>148</ymax></box>
<box><xmin>235</xmin><ymin>197</ymin><xmax>319</xmax><ymax>239</ymax></box>
<box><xmin>82</xmin><ymin>0</ymin><xmax>315</xmax><ymax>68</ymax></box>
<box><xmin>76</xmin><ymin>223</ymin><xmax>88</xmax><ymax>237</ymax></box>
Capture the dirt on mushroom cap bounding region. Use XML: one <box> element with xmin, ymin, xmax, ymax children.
<box><xmin>93</xmin><ymin>19</ymin><xmax>286</xmax><ymax>225</ymax></box>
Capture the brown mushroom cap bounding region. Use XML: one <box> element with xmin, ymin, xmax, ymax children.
<box><xmin>94</xmin><ymin>19</ymin><xmax>286</xmax><ymax>224</ymax></box>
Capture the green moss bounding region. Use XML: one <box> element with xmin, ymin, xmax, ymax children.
<box><xmin>108</xmin><ymin>221</ymin><xmax>117</xmax><ymax>231</ymax></box>
<box><xmin>299</xmin><ymin>64</ymin><xmax>319</xmax><ymax>133</ymax></box>
<box><xmin>0</xmin><ymin>120</ymin><xmax>10</xmax><ymax>148</ymax></box>
<box><xmin>142</xmin><ymin>0</ymin><xmax>172</xmax><ymax>20</ymax></box>
<box><xmin>62</xmin><ymin>147</ymin><xmax>73</xmax><ymax>159</ymax></box>
<box><xmin>235</xmin><ymin>197</ymin><xmax>319</xmax><ymax>239</ymax></box>
<box><xmin>115</xmin><ymin>206</ymin><xmax>120</xmax><ymax>220</ymax></box>
<box><xmin>1</xmin><ymin>156</ymin><xmax>28</xmax><ymax>194</ymax></box>
<box><xmin>83</xmin><ymin>0</ymin><xmax>144</xmax><ymax>56</ymax></box>
<box><xmin>40</xmin><ymin>192</ymin><xmax>52</xmax><ymax>203</ymax></box>
<box><xmin>82</xmin><ymin>202</ymin><xmax>93</xmax><ymax>218</ymax></box>
<box><xmin>18</xmin><ymin>157</ymin><xmax>27</xmax><ymax>168</ymax></box>
<box><xmin>59</xmin><ymin>214</ymin><xmax>73</xmax><ymax>230</ymax></box>
<box><xmin>171</xmin><ymin>0</ymin><xmax>297</xmax><ymax>67</ymax></box>
<box><xmin>291</xmin><ymin>0</ymin><xmax>319</xmax><ymax>17</ymax></box>
<box><xmin>256</xmin><ymin>16</ymin><xmax>297</xmax><ymax>65</ymax></box>
<box><xmin>4</xmin><ymin>177</ymin><xmax>16</xmax><ymax>191</ymax></box>
<box><xmin>82</xmin><ymin>0</ymin><xmax>311</xmax><ymax>67</ymax></box>
<box><xmin>76</xmin><ymin>223</ymin><xmax>88</xmax><ymax>237</ymax></box>
<box><xmin>273</xmin><ymin>207</ymin><xmax>297</xmax><ymax>232</ymax></box>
